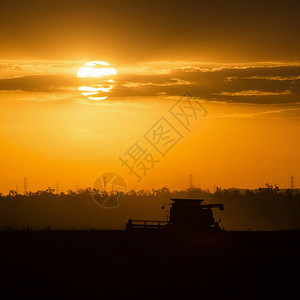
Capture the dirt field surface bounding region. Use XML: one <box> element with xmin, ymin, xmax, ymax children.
<box><xmin>0</xmin><ymin>230</ymin><xmax>299</xmax><ymax>299</ymax></box>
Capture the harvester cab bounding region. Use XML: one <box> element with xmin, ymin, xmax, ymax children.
<box><xmin>168</xmin><ymin>198</ymin><xmax>224</xmax><ymax>231</ymax></box>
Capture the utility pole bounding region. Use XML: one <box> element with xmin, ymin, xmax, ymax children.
<box><xmin>16</xmin><ymin>185</ymin><xmax>18</xmax><ymax>194</ymax></box>
<box><xmin>24</xmin><ymin>177</ymin><xmax>27</xmax><ymax>194</ymax></box>
<box><xmin>189</xmin><ymin>174</ymin><xmax>193</xmax><ymax>189</ymax></box>
<box><xmin>290</xmin><ymin>176</ymin><xmax>295</xmax><ymax>193</ymax></box>
<box><xmin>103</xmin><ymin>176</ymin><xmax>107</xmax><ymax>191</ymax></box>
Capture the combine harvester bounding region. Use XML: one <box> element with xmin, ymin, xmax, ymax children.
<box><xmin>126</xmin><ymin>198</ymin><xmax>224</xmax><ymax>232</ymax></box>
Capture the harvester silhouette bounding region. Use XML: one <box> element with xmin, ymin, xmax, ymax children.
<box><xmin>126</xmin><ymin>198</ymin><xmax>224</xmax><ymax>231</ymax></box>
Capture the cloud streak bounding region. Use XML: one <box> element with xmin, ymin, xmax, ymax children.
<box><xmin>215</xmin><ymin>108</ymin><xmax>300</xmax><ymax>119</ymax></box>
<box><xmin>216</xmin><ymin>90</ymin><xmax>292</xmax><ymax>96</ymax></box>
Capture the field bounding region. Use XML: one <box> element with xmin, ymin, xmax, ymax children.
<box><xmin>0</xmin><ymin>230</ymin><xmax>299</xmax><ymax>299</ymax></box>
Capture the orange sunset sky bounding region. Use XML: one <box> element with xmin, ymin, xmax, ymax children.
<box><xmin>0</xmin><ymin>0</ymin><xmax>300</xmax><ymax>194</ymax></box>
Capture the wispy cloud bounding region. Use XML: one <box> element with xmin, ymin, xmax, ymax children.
<box><xmin>226</xmin><ymin>76</ymin><xmax>300</xmax><ymax>82</ymax></box>
<box><xmin>18</xmin><ymin>93</ymin><xmax>78</xmax><ymax>103</ymax></box>
<box><xmin>215</xmin><ymin>90</ymin><xmax>292</xmax><ymax>96</ymax></box>
<box><xmin>135</xmin><ymin>61</ymin><xmax>300</xmax><ymax>74</ymax></box>
<box><xmin>122</xmin><ymin>78</ymin><xmax>191</xmax><ymax>87</ymax></box>
<box><xmin>215</xmin><ymin>108</ymin><xmax>300</xmax><ymax>119</ymax></box>
<box><xmin>0</xmin><ymin>60</ymin><xmax>82</xmax><ymax>79</ymax></box>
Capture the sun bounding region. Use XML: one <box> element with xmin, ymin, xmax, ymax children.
<box><xmin>77</xmin><ymin>61</ymin><xmax>117</xmax><ymax>101</ymax></box>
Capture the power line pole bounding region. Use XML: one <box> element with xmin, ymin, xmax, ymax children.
<box><xmin>189</xmin><ymin>174</ymin><xmax>193</xmax><ymax>189</ymax></box>
<box><xmin>290</xmin><ymin>176</ymin><xmax>295</xmax><ymax>193</ymax></box>
<box><xmin>103</xmin><ymin>176</ymin><xmax>107</xmax><ymax>191</ymax></box>
<box><xmin>24</xmin><ymin>177</ymin><xmax>27</xmax><ymax>194</ymax></box>
<box><xmin>16</xmin><ymin>185</ymin><xmax>18</xmax><ymax>194</ymax></box>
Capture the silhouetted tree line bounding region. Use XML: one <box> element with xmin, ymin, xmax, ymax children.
<box><xmin>0</xmin><ymin>185</ymin><xmax>299</xmax><ymax>230</ymax></box>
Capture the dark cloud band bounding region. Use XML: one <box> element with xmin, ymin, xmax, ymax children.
<box><xmin>1</xmin><ymin>64</ymin><xmax>300</xmax><ymax>104</ymax></box>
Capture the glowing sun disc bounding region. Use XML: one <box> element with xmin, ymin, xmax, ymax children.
<box><xmin>77</xmin><ymin>61</ymin><xmax>117</xmax><ymax>101</ymax></box>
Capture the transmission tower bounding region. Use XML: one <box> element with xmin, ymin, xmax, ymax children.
<box><xmin>189</xmin><ymin>174</ymin><xmax>193</xmax><ymax>189</ymax></box>
<box><xmin>24</xmin><ymin>177</ymin><xmax>27</xmax><ymax>194</ymax></box>
<box><xmin>290</xmin><ymin>176</ymin><xmax>295</xmax><ymax>193</ymax></box>
<box><xmin>104</xmin><ymin>176</ymin><xmax>107</xmax><ymax>191</ymax></box>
